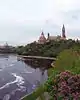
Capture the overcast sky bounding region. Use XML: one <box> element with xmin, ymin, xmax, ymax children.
<box><xmin>0</xmin><ymin>0</ymin><xmax>80</xmax><ymax>45</ymax></box>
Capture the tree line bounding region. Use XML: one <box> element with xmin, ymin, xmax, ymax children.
<box><xmin>15</xmin><ymin>39</ymin><xmax>80</xmax><ymax>57</ymax></box>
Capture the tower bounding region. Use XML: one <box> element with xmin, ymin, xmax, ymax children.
<box><xmin>41</xmin><ymin>31</ymin><xmax>44</xmax><ymax>36</ymax></box>
<box><xmin>38</xmin><ymin>31</ymin><xmax>46</xmax><ymax>44</ymax></box>
<box><xmin>47</xmin><ymin>33</ymin><xmax>50</xmax><ymax>39</ymax></box>
<box><xmin>62</xmin><ymin>24</ymin><xmax>66</xmax><ymax>38</ymax></box>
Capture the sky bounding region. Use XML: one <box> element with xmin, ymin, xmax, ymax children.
<box><xmin>0</xmin><ymin>0</ymin><xmax>80</xmax><ymax>45</ymax></box>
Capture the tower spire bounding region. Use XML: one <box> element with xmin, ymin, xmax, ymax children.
<box><xmin>62</xmin><ymin>24</ymin><xmax>66</xmax><ymax>38</ymax></box>
<box><xmin>47</xmin><ymin>33</ymin><xmax>50</xmax><ymax>39</ymax></box>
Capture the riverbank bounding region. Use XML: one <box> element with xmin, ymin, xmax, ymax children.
<box><xmin>21</xmin><ymin>67</ymin><xmax>54</xmax><ymax>100</ymax></box>
<box><xmin>0</xmin><ymin>54</ymin><xmax>51</xmax><ymax>100</ymax></box>
<box><xmin>19</xmin><ymin>55</ymin><xmax>56</xmax><ymax>60</ymax></box>
<box><xmin>21</xmin><ymin>48</ymin><xmax>80</xmax><ymax>100</ymax></box>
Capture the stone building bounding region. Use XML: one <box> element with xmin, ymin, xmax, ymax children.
<box><xmin>38</xmin><ymin>32</ymin><xmax>46</xmax><ymax>44</ymax></box>
<box><xmin>38</xmin><ymin>25</ymin><xmax>66</xmax><ymax>44</ymax></box>
<box><xmin>0</xmin><ymin>43</ymin><xmax>14</xmax><ymax>53</ymax></box>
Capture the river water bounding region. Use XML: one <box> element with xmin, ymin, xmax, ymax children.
<box><xmin>0</xmin><ymin>54</ymin><xmax>52</xmax><ymax>100</ymax></box>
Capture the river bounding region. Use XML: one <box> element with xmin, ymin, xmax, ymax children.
<box><xmin>0</xmin><ymin>54</ymin><xmax>52</xmax><ymax>100</ymax></box>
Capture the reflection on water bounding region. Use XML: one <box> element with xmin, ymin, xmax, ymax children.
<box><xmin>0</xmin><ymin>55</ymin><xmax>52</xmax><ymax>100</ymax></box>
<box><xmin>23</xmin><ymin>58</ymin><xmax>52</xmax><ymax>70</ymax></box>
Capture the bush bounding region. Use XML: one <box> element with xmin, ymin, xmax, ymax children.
<box><xmin>54</xmin><ymin>49</ymin><xmax>80</xmax><ymax>74</ymax></box>
<box><xmin>46</xmin><ymin>71</ymin><xmax>80</xmax><ymax>99</ymax></box>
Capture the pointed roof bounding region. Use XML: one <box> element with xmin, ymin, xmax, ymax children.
<box><xmin>41</xmin><ymin>31</ymin><xmax>44</xmax><ymax>35</ymax></box>
<box><xmin>62</xmin><ymin>24</ymin><xmax>65</xmax><ymax>30</ymax></box>
<box><xmin>63</xmin><ymin>24</ymin><xmax>64</xmax><ymax>27</ymax></box>
<box><xmin>38</xmin><ymin>31</ymin><xmax>46</xmax><ymax>43</ymax></box>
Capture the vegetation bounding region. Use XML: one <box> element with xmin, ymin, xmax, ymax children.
<box><xmin>54</xmin><ymin>48</ymin><xmax>80</xmax><ymax>74</ymax></box>
<box><xmin>45</xmin><ymin>48</ymin><xmax>80</xmax><ymax>99</ymax></box>
<box><xmin>47</xmin><ymin>67</ymin><xmax>54</xmax><ymax>77</ymax></box>
<box><xmin>46</xmin><ymin>71</ymin><xmax>80</xmax><ymax>99</ymax></box>
<box><xmin>21</xmin><ymin>40</ymin><xmax>80</xmax><ymax>100</ymax></box>
<box><xmin>16</xmin><ymin>39</ymin><xmax>80</xmax><ymax>57</ymax></box>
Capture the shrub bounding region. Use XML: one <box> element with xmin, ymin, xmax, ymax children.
<box><xmin>54</xmin><ymin>49</ymin><xmax>80</xmax><ymax>74</ymax></box>
<box><xmin>46</xmin><ymin>71</ymin><xmax>80</xmax><ymax>99</ymax></box>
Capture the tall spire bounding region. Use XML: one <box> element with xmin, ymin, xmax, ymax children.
<box><xmin>41</xmin><ymin>31</ymin><xmax>44</xmax><ymax>35</ymax></box>
<box><xmin>47</xmin><ymin>33</ymin><xmax>50</xmax><ymax>39</ymax></box>
<box><xmin>62</xmin><ymin>24</ymin><xmax>66</xmax><ymax>38</ymax></box>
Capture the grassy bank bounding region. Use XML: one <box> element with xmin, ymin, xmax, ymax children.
<box><xmin>21</xmin><ymin>47</ymin><xmax>80</xmax><ymax>100</ymax></box>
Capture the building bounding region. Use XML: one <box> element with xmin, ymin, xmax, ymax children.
<box><xmin>0</xmin><ymin>43</ymin><xmax>14</xmax><ymax>53</ymax></box>
<box><xmin>38</xmin><ymin>25</ymin><xmax>66</xmax><ymax>44</ymax></box>
<box><xmin>38</xmin><ymin>32</ymin><xmax>46</xmax><ymax>44</ymax></box>
<box><xmin>47</xmin><ymin>33</ymin><xmax>61</xmax><ymax>41</ymax></box>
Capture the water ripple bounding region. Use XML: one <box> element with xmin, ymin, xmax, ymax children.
<box><xmin>0</xmin><ymin>73</ymin><xmax>25</xmax><ymax>90</ymax></box>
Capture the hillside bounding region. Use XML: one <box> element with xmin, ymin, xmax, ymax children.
<box><xmin>16</xmin><ymin>39</ymin><xmax>80</xmax><ymax>57</ymax></box>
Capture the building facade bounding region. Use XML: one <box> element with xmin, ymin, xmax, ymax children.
<box><xmin>38</xmin><ymin>32</ymin><xmax>46</xmax><ymax>44</ymax></box>
<box><xmin>38</xmin><ymin>25</ymin><xmax>66</xmax><ymax>44</ymax></box>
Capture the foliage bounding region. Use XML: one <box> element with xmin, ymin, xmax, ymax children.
<box><xmin>15</xmin><ymin>46</ymin><xmax>25</xmax><ymax>55</ymax></box>
<box><xmin>21</xmin><ymin>41</ymin><xmax>80</xmax><ymax>100</ymax></box>
<box><xmin>16</xmin><ymin>40</ymin><xmax>80</xmax><ymax>57</ymax></box>
<box><xmin>54</xmin><ymin>49</ymin><xmax>80</xmax><ymax>74</ymax></box>
<box><xmin>47</xmin><ymin>67</ymin><xmax>54</xmax><ymax>77</ymax></box>
<box><xmin>45</xmin><ymin>48</ymin><xmax>80</xmax><ymax>99</ymax></box>
<box><xmin>46</xmin><ymin>71</ymin><xmax>80</xmax><ymax>100</ymax></box>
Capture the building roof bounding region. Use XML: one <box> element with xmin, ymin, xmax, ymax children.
<box><xmin>38</xmin><ymin>32</ymin><xmax>46</xmax><ymax>43</ymax></box>
<box><xmin>48</xmin><ymin>35</ymin><xmax>61</xmax><ymax>40</ymax></box>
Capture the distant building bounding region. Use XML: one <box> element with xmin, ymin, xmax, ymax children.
<box><xmin>38</xmin><ymin>32</ymin><xmax>46</xmax><ymax>44</ymax></box>
<box><xmin>0</xmin><ymin>43</ymin><xmax>14</xmax><ymax>53</ymax></box>
<box><xmin>47</xmin><ymin>33</ymin><xmax>61</xmax><ymax>41</ymax></box>
<box><xmin>38</xmin><ymin>25</ymin><xmax>66</xmax><ymax>44</ymax></box>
